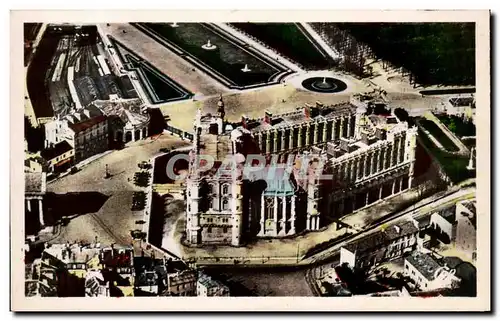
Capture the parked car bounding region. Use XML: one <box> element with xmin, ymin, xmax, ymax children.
<box><xmin>130</xmin><ymin>230</ymin><xmax>146</xmax><ymax>239</ymax></box>
<box><xmin>131</xmin><ymin>203</ymin><xmax>145</xmax><ymax>211</ymax></box>
<box><xmin>135</xmin><ymin>220</ymin><xmax>146</xmax><ymax>225</ymax></box>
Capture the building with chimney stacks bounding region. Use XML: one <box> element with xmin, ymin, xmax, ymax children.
<box><xmin>404</xmin><ymin>251</ymin><xmax>461</xmax><ymax>291</ymax></box>
<box><xmin>185</xmin><ymin>94</ymin><xmax>419</xmax><ymax>247</ymax></box>
<box><xmin>197</xmin><ymin>272</ymin><xmax>230</xmax><ymax>297</ymax></box>
<box><xmin>42</xmin><ymin>97</ymin><xmax>149</xmax><ymax>167</ymax></box>
<box><xmin>43</xmin><ymin>104</ymin><xmax>109</xmax><ymax>164</ymax></box>
<box><xmin>35</xmin><ymin>242</ymin><xmax>136</xmax><ymax>297</ymax></box>
<box><xmin>339</xmin><ymin>220</ymin><xmax>420</xmax><ymax>269</ymax></box>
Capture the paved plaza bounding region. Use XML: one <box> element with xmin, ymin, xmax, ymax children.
<box><xmin>47</xmin><ymin>133</ymin><xmax>190</xmax><ymax>251</ymax></box>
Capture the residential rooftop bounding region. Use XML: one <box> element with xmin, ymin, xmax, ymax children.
<box><xmin>41</xmin><ymin>140</ymin><xmax>73</xmax><ymax>161</ymax></box>
<box><xmin>64</xmin><ymin>105</ymin><xmax>103</xmax><ymax>124</ymax></box>
<box><xmin>198</xmin><ymin>273</ymin><xmax>228</xmax><ymax>291</ymax></box>
<box><xmin>405</xmin><ymin>251</ymin><xmax>442</xmax><ymax>281</ymax></box>
<box><xmin>241</xmin><ymin>103</ymin><xmax>357</xmax><ymax>133</ymax></box>
<box><xmin>43</xmin><ymin>243</ymin><xmax>101</xmax><ymax>265</ymax></box>
<box><xmin>344</xmin><ymin>220</ymin><xmax>418</xmax><ymax>254</ymax></box>
<box><xmin>92</xmin><ymin>98</ymin><xmax>149</xmax><ymax>128</ymax></box>
<box><xmin>68</xmin><ymin>115</ymin><xmax>108</xmax><ymax>133</ymax></box>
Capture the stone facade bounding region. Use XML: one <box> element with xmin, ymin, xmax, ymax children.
<box><xmin>185</xmin><ymin>96</ymin><xmax>419</xmax><ymax>247</ymax></box>
<box><xmin>70</xmin><ymin>115</ymin><xmax>109</xmax><ymax>163</ymax></box>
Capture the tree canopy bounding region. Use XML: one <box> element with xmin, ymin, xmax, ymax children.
<box><xmin>338</xmin><ymin>23</ymin><xmax>475</xmax><ymax>86</ymax></box>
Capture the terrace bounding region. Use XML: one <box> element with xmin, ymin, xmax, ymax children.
<box><xmin>133</xmin><ymin>23</ymin><xmax>291</xmax><ymax>89</ymax></box>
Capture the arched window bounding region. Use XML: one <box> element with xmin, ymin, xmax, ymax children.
<box><xmin>222</xmin><ymin>198</ymin><xmax>229</xmax><ymax>211</ymax></box>
<box><xmin>209</xmin><ymin>183</ymin><xmax>216</xmax><ymax>195</ymax></box>
<box><xmin>222</xmin><ymin>184</ymin><xmax>229</xmax><ymax>195</ymax></box>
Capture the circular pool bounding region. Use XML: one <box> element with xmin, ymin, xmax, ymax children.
<box><xmin>301</xmin><ymin>77</ymin><xmax>347</xmax><ymax>93</ymax></box>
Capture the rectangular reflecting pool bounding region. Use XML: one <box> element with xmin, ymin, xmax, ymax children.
<box><xmin>133</xmin><ymin>23</ymin><xmax>292</xmax><ymax>89</ymax></box>
<box><xmin>109</xmin><ymin>36</ymin><xmax>193</xmax><ymax>104</ymax></box>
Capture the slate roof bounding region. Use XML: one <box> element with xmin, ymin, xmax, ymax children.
<box><xmin>41</xmin><ymin>140</ymin><xmax>73</xmax><ymax>161</ymax></box>
<box><xmin>64</xmin><ymin>104</ymin><xmax>103</xmax><ymax>124</ymax></box>
<box><xmin>405</xmin><ymin>251</ymin><xmax>442</xmax><ymax>281</ymax></box>
<box><xmin>43</xmin><ymin>243</ymin><xmax>100</xmax><ymax>265</ymax></box>
<box><xmin>25</xmin><ymin>172</ymin><xmax>46</xmax><ymax>194</ymax></box>
<box><xmin>100</xmin><ymin>247</ymin><xmax>133</xmax><ymax>268</ymax></box>
<box><xmin>68</xmin><ymin>115</ymin><xmax>107</xmax><ymax>133</ymax></box>
<box><xmin>92</xmin><ymin>98</ymin><xmax>149</xmax><ymax>127</ymax></box>
<box><xmin>198</xmin><ymin>273</ymin><xmax>227</xmax><ymax>290</ymax></box>
<box><xmin>384</xmin><ymin>221</ymin><xmax>419</xmax><ymax>240</ymax></box>
<box><xmin>246</xmin><ymin>103</ymin><xmax>357</xmax><ymax>133</ymax></box>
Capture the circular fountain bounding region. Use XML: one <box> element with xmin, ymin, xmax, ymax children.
<box><xmin>301</xmin><ymin>77</ymin><xmax>348</xmax><ymax>93</ymax></box>
<box><xmin>201</xmin><ymin>39</ymin><xmax>217</xmax><ymax>51</ymax></box>
<box><xmin>241</xmin><ymin>64</ymin><xmax>251</xmax><ymax>72</ymax></box>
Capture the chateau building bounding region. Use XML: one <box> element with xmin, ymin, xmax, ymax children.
<box><xmin>185</xmin><ymin>95</ymin><xmax>419</xmax><ymax>247</ymax></box>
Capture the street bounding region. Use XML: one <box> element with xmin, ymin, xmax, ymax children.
<box><xmin>302</xmin><ymin>185</ymin><xmax>475</xmax><ymax>295</ymax></box>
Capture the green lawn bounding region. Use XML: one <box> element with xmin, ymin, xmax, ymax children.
<box><xmin>140</xmin><ymin>23</ymin><xmax>283</xmax><ymax>87</ymax></box>
<box><xmin>419</xmin><ymin>119</ymin><xmax>459</xmax><ymax>152</ymax></box>
<box><xmin>418</xmin><ymin>128</ymin><xmax>474</xmax><ymax>184</ymax></box>
<box><xmin>437</xmin><ymin>115</ymin><xmax>476</xmax><ymax>138</ymax></box>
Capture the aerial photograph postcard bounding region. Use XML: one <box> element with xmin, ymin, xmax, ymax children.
<box><xmin>11</xmin><ymin>9</ymin><xmax>490</xmax><ymax>312</ymax></box>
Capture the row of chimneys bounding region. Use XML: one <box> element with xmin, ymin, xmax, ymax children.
<box><xmin>240</xmin><ymin>101</ymin><xmax>329</xmax><ymax>129</ymax></box>
<box><xmin>257</xmin><ymin>101</ymin><xmax>325</xmax><ymax>127</ymax></box>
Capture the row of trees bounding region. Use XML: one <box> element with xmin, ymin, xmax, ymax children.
<box><xmin>310</xmin><ymin>23</ymin><xmax>475</xmax><ymax>86</ymax></box>
<box><xmin>336</xmin><ymin>23</ymin><xmax>475</xmax><ymax>86</ymax></box>
<box><xmin>311</xmin><ymin>23</ymin><xmax>373</xmax><ymax>77</ymax></box>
